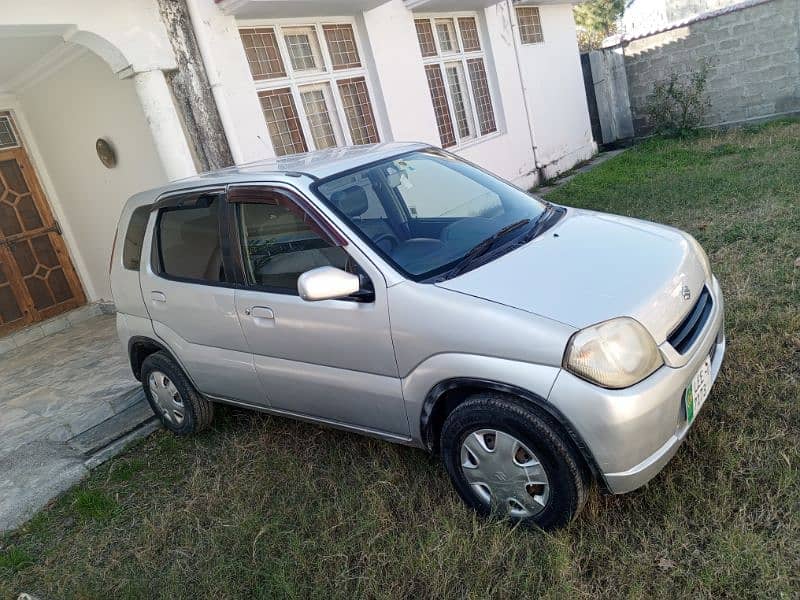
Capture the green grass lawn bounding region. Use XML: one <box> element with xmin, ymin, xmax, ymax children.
<box><xmin>2</xmin><ymin>120</ymin><xmax>798</xmax><ymax>599</ymax></box>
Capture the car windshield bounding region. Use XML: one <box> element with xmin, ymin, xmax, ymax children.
<box><xmin>314</xmin><ymin>150</ymin><xmax>548</xmax><ymax>280</ymax></box>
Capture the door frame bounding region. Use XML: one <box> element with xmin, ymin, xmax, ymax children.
<box><xmin>0</xmin><ymin>145</ymin><xmax>86</xmax><ymax>336</ymax></box>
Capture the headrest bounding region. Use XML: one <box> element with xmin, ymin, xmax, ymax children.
<box><xmin>330</xmin><ymin>185</ymin><xmax>369</xmax><ymax>218</ymax></box>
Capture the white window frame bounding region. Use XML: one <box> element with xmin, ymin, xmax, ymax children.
<box><xmin>416</xmin><ymin>12</ymin><xmax>502</xmax><ymax>150</ymax></box>
<box><xmin>239</xmin><ymin>17</ymin><xmax>384</xmax><ymax>152</ymax></box>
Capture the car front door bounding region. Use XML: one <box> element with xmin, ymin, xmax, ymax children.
<box><xmin>228</xmin><ymin>185</ymin><xmax>408</xmax><ymax>438</ymax></box>
<box><xmin>139</xmin><ymin>189</ymin><xmax>264</xmax><ymax>404</ymax></box>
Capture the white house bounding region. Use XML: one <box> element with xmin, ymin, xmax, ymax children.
<box><xmin>0</xmin><ymin>0</ymin><xmax>593</xmax><ymax>336</ymax></box>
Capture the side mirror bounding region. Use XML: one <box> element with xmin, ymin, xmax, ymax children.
<box><xmin>298</xmin><ymin>266</ymin><xmax>367</xmax><ymax>302</ymax></box>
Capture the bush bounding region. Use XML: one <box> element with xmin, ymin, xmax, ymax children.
<box><xmin>645</xmin><ymin>62</ymin><xmax>711</xmax><ymax>137</ymax></box>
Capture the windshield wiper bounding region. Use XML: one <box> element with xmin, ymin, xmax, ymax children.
<box><xmin>517</xmin><ymin>205</ymin><xmax>559</xmax><ymax>244</ymax></box>
<box><xmin>443</xmin><ymin>219</ymin><xmax>531</xmax><ymax>278</ymax></box>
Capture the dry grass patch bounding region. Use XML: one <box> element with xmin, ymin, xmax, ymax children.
<box><xmin>1</xmin><ymin>119</ymin><xmax>798</xmax><ymax>599</ymax></box>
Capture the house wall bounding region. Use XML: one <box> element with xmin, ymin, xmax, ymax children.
<box><xmin>513</xmin><ymin>3</ymin><xmax>596</xmax><ymax>178</ymax></box>
<box><xmin>193</xmin><ymin>0</ymin><xmax>594</xmax><ymax>188</ymax></box>
<box><xmin>359</xmin><ymin>2</ymin><xmax>440</xmax><ymax>145</ymax></box>
<box><xmin>455</xmin><ymin>2</ymin><xmax>539</xmax><ymax>188</ymax></box>
<box><xmin>623</xmin><ymin>0</ymin><xmax>800</xmax><ymax>133</ymax></box>
<box><xmin>18</xmin><ymin>50</ymin><xmax>167</xmax><ymax>301</ymax></box>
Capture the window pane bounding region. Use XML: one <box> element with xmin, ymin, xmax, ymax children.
<box><xmin>239</xmin><ymin>27</ymin><xmax>286</xmax><ymax>80</ymax></box>
<box><xmin>282</xmin><ymin>26</ymin><xmax>323</xmax><ymax>72</ymax></box>
<box><xmin>424</xmin><ymin>64</ymin><xmax>456</xmax><ymax>148</ymax></box>
<box><xmin>516</xmin><ymin>7</ymin><xmax>544</xmax><ymax>44</ymax></box>
<box><xmin>414</xmin><ymin>19</ymin><xmax>437</xmax><ymax>57</ymax></box>
<box><xmin>123</xmin><ymin>205</ymin><xmax>150</xmax><ymax>270</ymax></box>
<box><xmin>337</xmin><ymin>77</ymin><xmax>380</xmax><ymax>145</ymax></box>
<box><xmin>300</xmin><ymin>83</ymin><xmax>341</xmax><ymax>150</ymax></box>
<box><xmin>467</xmin><ymin>58</ymin><xmax>497</xmax><ymax>135</ymax></box>
<box><xmin>445</xmin><ymin>62</ymin><xmax>475</xmax><ymax>140</ymax></box>
<box><xmin>258</xmin><ymin>88</ymin><xmax>308</xmax><ymax>156</ymax></box>
<box><xmin>434</xmin><ymin>18</ymin><xmax>459</xmax><ymax>53</ymax></box>
<box><xmin>322</xmin><ymin>24</ymin><xmax>361</xmax><ymax>70</ymax></box>
<box><xmin>158</xmin><ymin>198</ymin><xmax>224</xmax><ymax>283</ymax></box>
<box><xmin>238</xmin><ymin>201</ymin><xmax>347</xmax><ymax>291</ymax></box>
<box><xmin>457</xmin><ymin>17</ymin><xmax>481</xmax><ymax>52</ymax></box>
<box><xmin>0</xmin><ymin>115</ymin><xmax>19</xmax><ymax>149</ymax></box>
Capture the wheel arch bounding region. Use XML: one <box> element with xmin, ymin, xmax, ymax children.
<box><xmin>420</xmin><ymin>377</ymin><xmax>608</xmax><ymax>492</ymax></box>
<box><xmin>128</xmin><ymin>336</ymin><xmax>182</xmax><ymax>382</ymax></box>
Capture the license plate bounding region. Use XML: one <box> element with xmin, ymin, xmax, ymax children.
<box><xmin>684</xmin><ymin>354</ymin><xmax>712</xmax><ymax>423</ymax></box>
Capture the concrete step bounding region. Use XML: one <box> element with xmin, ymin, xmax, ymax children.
<box><xmin>67</xmin><ymin>391</ymin><xmax>156</xmax><ymax>456</ymax></box>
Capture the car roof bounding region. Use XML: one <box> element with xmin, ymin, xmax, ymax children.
<box><xmin>133</xmin><ymin>142</ymin><xmax>431</xmax><ymax>203</ymax></box>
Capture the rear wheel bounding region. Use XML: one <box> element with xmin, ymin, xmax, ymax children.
<box><xmin>140</xmin><ymin>352</ymin><xmax>214</xmax><ymax>435</ymax></box>
<box><xmin>440</xmin><ymin>393</ymin><xmax>588</xmax><ymax>530</ymax></box>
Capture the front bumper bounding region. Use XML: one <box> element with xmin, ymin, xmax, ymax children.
<box><xmin>548</xmin><ymin>276</ymin><xmax>726</xmax><ymax>494</ymax></box>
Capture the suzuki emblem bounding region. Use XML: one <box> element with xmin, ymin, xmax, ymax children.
<box><xmin>681</xmin><ymin>285</ymin><xmax>692</xmax><ymax>301</ymax></box>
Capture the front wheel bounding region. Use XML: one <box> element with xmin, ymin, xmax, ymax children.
<box><xmin>440</xmin><ymin>393</ymin><xmax>588</xmax><ymax>530</ymax></box>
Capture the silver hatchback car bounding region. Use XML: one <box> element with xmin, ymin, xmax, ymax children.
<box><xmin>111</xmin><ymin>143</ymin><xmax>725</xmax><ymax>530</ymax></box>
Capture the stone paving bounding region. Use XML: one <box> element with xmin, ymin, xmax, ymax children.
<box><xmin>0</xmin><ymin>313</ymin><xmax>150</xmax><ymax>532</ymax></box>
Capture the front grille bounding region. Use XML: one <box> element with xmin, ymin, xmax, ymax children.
<box><xmin>668</xmin><ymin>286</ymin><xmax>713</xmax><ymax>354</ymax></box>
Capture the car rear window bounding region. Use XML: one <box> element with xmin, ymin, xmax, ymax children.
<box><xmin>122</xmin><ymin>205</ymin><xmax>151</xmax><ymax>270</ymax></box>
<box><xmin>156</xmin><ymin>197</ymin><xmax>226</xmax><ymax>283</ymax></box>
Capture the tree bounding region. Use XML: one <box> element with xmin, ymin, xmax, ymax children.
<box><xmin>574</xmin><ymin>0</ymin><xmax>625</xmax><ymax>51</ymax></box>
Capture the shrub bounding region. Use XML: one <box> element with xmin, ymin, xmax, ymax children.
<box><xmin>645</xmin><ymin>61</ymin><xmax>711</xmax><ymax>137</ymax></box>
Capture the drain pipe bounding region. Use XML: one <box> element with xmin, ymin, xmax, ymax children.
<box><xmin>505</xmin><ymin>0</ymin><xmax>545</xmax><ymax>183</ymax></box>
<box><xmin>185</xmin><ymin>0</ymin><xmax>245</xmax><ymax>165</ymax></box>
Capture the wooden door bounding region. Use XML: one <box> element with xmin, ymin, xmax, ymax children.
<box><xmin>0</xmin><ymin>147</ymin><xmax>85</xmax><ymax>336</ymax></box>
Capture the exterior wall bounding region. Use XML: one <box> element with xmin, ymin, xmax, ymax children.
<box><xmin>198</xmin><ymin>0</ymin><xmax>594</xmax><ymax>188</ymax></box>
<box><xmin>623</xmin><ymin>0</ymin><xmax>800</xmax><ymax>133</ymax></box>
<box><xmin>18</xmin><ymin>51</ymin><xmax>167</xmax><ymax>301</ymax></box>
<box><xmin>185</xmin><ymin>0</ymin><xmax>273</xmax><ymax>163</ymax></box>
<box><xmin>360</xmin><ymin>2</ymin><xmax>439</xmax><ymax>145</ymax></box>
<box><xmin>513</xmin><ymin>3</ymin><xmax>596</xmax><ymax>178</ymax></box>
<box><xmin>457</xmin><ymin>2</ymin><xmax>539</xmax><ymax>188</ymax></box>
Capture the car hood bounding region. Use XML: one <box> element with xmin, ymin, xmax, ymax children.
<box><xmin>435</xmin><ymin>209</ymin><xmax>707</xmax><ymax>344</ymax></box>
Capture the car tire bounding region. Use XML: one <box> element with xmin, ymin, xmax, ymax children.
<box><xmin>440</xmin><ymin>392</ymin><xmax>588</xmax><ymax>531</ymax></box>
<box><xmin>140</xmin><ymin>351</ymin><xmax>214</xmax><ymax>436</ymax></box>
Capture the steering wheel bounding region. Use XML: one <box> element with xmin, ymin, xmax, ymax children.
<box><xmin>372</xmin><ymin>232</ymin><xmax>401</xmax><ymax>252</ymax></box>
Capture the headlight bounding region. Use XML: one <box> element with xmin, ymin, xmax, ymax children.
<box><xmin>685</xmin><ymin>234</ymin><xmax>711</xmax><ymax>279</ymax></box>
<box><xmin>563</xmin><ymin>317</ymin><xmax>663</xmax><ymax>389</ymax></box>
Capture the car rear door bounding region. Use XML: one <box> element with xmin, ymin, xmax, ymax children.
<box><xmin>227</xmin><ymin>184</ymin><xmax>409</xmax><ymax>438</ymax></box>
<box><xmin>139</xmin><ymin>188</ymin><xmax>264</xmax><ymax>404</ymax></box>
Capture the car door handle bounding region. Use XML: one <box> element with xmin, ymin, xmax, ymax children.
<box><xmin>150</xmin><ymin>291</ymin><xmax>167</xmax><ymax>303</ymax></box>
<box><xmin>248</xmin><ymin>306</ymin><xmax>274</xmax><ymax>319</ymax></box>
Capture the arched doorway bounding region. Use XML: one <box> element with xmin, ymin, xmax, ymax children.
<box><xmin>0</xmin><ymin>16</ymin><xmax>196</xmax><ymax>336</ymax></box>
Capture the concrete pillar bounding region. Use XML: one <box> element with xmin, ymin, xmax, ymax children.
<box><xmin>157</xmin><ymin>0</ymin><xmax>235</xmax><ymax>171</ymax></box>
<box><xmin>185</xmin><ymin>0</ymin><xmax>273</xmax><ymax>163</ymax></box>
<box><xmin>133</xmin><ymin>69</ymin><xmax>197</xmax><ymax>180</ymax></box>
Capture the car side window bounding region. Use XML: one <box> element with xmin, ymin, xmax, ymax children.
<box><xmin>237</xmin><ymin>197</ymin><xmax>349</xmax><ymax>293</ymax></box>
<box><xmin>123</xmin><ymin>205</ymin><xmax>151</xmax><ymax>270</ymax></box>
<box><xmin>156</xmin><ymin>196</ymin><xmax>226</xmax><ymax>283</ymax></box>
